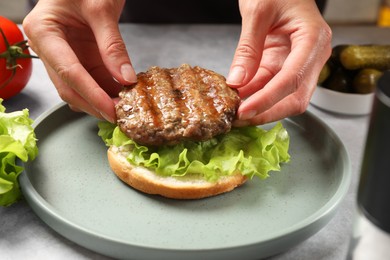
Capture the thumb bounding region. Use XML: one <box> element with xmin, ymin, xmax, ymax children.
<box><xmin>226</xmin><ymin>21</ymin><xmax>265</xmax><ymax>87</ymax></box>
<box><xmin>91</xmin><ymin>20</ymin><xmax>137</xmax><ymax>85</ymax></box>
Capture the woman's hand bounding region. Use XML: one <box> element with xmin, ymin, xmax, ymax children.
<box><xmin>23</xmin><ymin>0</ymin><xmax>331</xmax><ymax>125</ymax></box>
<box><xmin>228</xmin><ymin>0</ymin><xmax>332</xmax><ymax>126</ymax></box>
<box><xmin>23</xmin><ymin>0</ymin><xmax>137</xmax><ymax>123</ymax></box>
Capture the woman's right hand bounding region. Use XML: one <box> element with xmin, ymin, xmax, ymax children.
<box><xmin>23</xmin><ymin>0</ymin><xmax>137</xmax><ymax>123</ymax></box>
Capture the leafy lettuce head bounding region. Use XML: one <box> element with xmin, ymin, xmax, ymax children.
<box><xmin>0</xmin><ymin>99</ymin><xmax>38</xmax><ymax>206</ymax></box>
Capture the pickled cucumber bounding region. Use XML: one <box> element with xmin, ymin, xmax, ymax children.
<box><xmin>322</xmin><ymin>67</ymin><xmax>354</xmax><ymax>93</ymax></box>
<box><xmin>331</xmin><ymin>45</ymin><xmax>348</xmax><ymax>65</ymax></box>
<box><xmin>318</xmin><ymin>62</ymin><xmax>331</xmax><ymax>84</ymax></box>
<box><xmin>352</xmin><ymin>68</ymin><xmax>383</xmax><ymax>94</ymax></box>
<box><xmin>318</xmin><ymin>45</ymin><xmax>388</xmax><ymax>94</ymax></box>
<box><xmin>340</xmin><ymin>45</ymin><xmax>390</xmax><ymax>70</ymax></box>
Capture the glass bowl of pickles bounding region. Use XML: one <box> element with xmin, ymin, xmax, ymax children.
<box><xmin>311</xmin><ymin>45</ymin><xmax>389</xmax><ymax>115</ymax></box>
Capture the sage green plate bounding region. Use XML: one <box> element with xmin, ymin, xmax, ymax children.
<box><xmin>20</xmin><ymin>103</ymin><xmax>351</xmax><ymax>260</ymax></box>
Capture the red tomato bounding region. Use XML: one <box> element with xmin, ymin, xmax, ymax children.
<box><xmin>0</xmin><ymin>16</ymin><xmax>34</xmax><ymax>99</ymax></box>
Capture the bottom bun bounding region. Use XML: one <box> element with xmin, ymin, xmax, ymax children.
<box><xmin>107</xmin><ymin>146</ymin><xmax>248</xmax><ymax>199</ymax></box>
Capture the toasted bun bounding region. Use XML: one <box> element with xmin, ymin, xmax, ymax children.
<box><xmin>107</xmin><ymin>146</ymin><xmax>247</xmax><ymax>199</ymax></box>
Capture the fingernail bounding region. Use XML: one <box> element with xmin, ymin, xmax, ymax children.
<box><xmin>121</xmin><ymin>63</ymin><xmax>137</xmax><ymax>83</ymax></box>
<box><xmin>226</xmin><ymin>66</ymin><xmax>246</xmax><ymax>86</ymax></box>
<box><xmin>100</xmin><ymin>111</ymin><xmax>115</xmax><ymax>124</ymax></box>
<box><xmin>238</xmin><ymin>110</ymin><xmax>257</xmax><ymax>121</ymax></box>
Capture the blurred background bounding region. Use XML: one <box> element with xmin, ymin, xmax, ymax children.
<box><xmin>0</xmin><ymin>0</ymin><xmax>389</xmax><ymax>26</ymax></box>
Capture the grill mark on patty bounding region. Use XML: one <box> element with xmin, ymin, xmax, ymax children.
<box><xmin>169</xmin><ymin>68</ymin><xmax>189</xmax><ymax>130</ymax></box>
<box><xmin>196</xmin><ymin>66</ymin><xmax>228</xmax><ymax>116</ymax></box>
<box><xmin>116</xmin><ymin>64</ymin><xmax>240</xmax><ymax>146</ymax></box>
<box><xmin>193</xmin><ymin>66</ymin><xmax>223</xmax><ymax>137</ymax></box>
<box><xmin>174</xmin><ymin>64</ymin><xmax>212</xmax><ymax>138</ymax></box>
<box><xmin>148</xmin><ymin>67</ymin><xmax>182</xmax><ymax>136</ymax></box>
<box><xmin>198</xmin><ymin>67</ymin><xmax>238</xmax><ymax>124</ymax></box>
<box><xmin>138</xmin><ymin>72</ymin><xmax>162</xmax><ymax>131</ymax></box>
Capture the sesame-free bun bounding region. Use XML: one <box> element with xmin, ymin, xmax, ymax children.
<box><xmin>107</xmin><ymin>146</ymin><xmax>247</xmax><ymax>199</ymax></box>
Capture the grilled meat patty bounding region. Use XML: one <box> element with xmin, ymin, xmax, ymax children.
<box><xmin>116</xmin><ymin>64</ymin><xmax>241</xmax><ymax>146</ymax></box>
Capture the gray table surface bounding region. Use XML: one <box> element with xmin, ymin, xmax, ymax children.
<box><xmin>1</xmin><ymin>24</ymin><xmax>388</xmax><ymax>260</ymax></box>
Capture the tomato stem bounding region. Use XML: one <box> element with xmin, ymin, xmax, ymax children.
<box><xmin>0</xmin><ymin>65</ymin><xmax>16</xmax><ymax>90</ymax></box>
<box><xmin>0</xmin><ymin>27</ymin><xmax>39</xmax><ymax>90</ymax></box>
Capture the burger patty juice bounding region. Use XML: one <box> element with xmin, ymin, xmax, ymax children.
<box><xmin>98</xmin><ymin>64</ymin><xmax>291</xmax><ymax>199</ymax></box>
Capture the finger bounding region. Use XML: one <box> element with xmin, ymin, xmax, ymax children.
<box><xmin>237</xmin><ymin>28</ymin><xmax>331</xmax><ymax>122</ymax></box>
<box><xmin>68</xmin><ymin>103</ymin><xmax>104</xmax><ymax>120</ymax></box>
<box><xmin>62</xmin><ymin>29</ymin><xmax>123</xmax><ymax>98</ymax></box>
<box><xmin>236</xmin><ymin>67</ymin><xmax>273</xmax><ymax>98</ymax></box>
<box><xmin>36</xmin><ymin>32</ymin><xmax>117</xmax><ymax>122</ymax></box>
<box><xmin>233</xmin><ymin>92</ymin><xmax>311</xmax><ymax>127</ymax></box>
<box><xmin>236</xmin><ymin>34</ymin><xmax>291</xmax><ymax>98</ymax></box>
<box><xmin>86</xmin><ymin>63</ymin><xmax>123</xmax><ymax>98</ymax></box>
<box><xmin>87</xmin><ymin>11</ymin><xmax>137</xmax><ymax>85</ymax></box>
<box><xmin>45</xmin><ymin>65</ymin><xmax>105</xmax><ymax>120</ymax></box>
<box><xmin>226</xmin><ymin>5</ymin><xmax>270</xmax><ymax>87</ymax></box>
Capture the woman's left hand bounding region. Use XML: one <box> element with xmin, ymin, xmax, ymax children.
<box><xmin>227</xmin><ymin>0</ymin><xmax>332</xmax><ymax>126</ymax></box>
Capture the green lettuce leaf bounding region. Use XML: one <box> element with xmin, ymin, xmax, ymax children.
<box><xmin>0</xmin><ymin>99</ymin><xmax>38</xmax><ymax>206</ymax></box>
<box><xmin>98</xmin><ymin>121</ymin><xmax>290</xmax><ymax>182</ymax></box>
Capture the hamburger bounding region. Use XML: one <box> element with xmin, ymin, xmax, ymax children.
<box><xmin>98</xmin><ymin>64</ymin><xmax>290</xmax><ymax>199</ymax></box>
